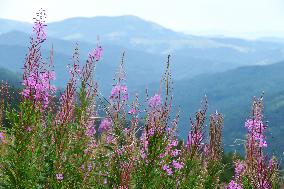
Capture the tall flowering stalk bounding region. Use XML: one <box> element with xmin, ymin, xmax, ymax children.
<box><xmin>56</xmin><ymin>45</ymin><xmax>80</xmax><ymax>125</ymax></box>
<box><xmin>0</xmin><ymin>10</ymin><xmax>105</xmax><ymax>188</ymax></box>
<box><xmin>133</xmin><ymin>55</ymin><xmax>183</xmax><ymax>188</ymax></box>
<box><xmin>186</xmin><ymin>98</ymin><xmax>208</xmax><ymax>160</ymax></box>
<box><xmin>0</xmin><ymin>9</ymin><xmax>57</xmax><ymax>188</ymax></box>
<box><xmin>51</xmin><ymin>41</ymin><xmax>102</xmax><ymax>187</ymax></box>
<box><xmin>22</xmin><ymin>9</ymin><xmax>56</xmax><ymax>110</ymax></box>
<box><xmin>202</xmin><ymin>111</ymin><xmax>224</xmax><ymax>188</ymax></box>
<box><xmin>108</xmin><ymin>53</ymin><xmax>148</xmax><ymax>188</ymax></box>
<box><xmin>227</xmin><ymin>96</ymin><xmax>279</xmax><ymax>189</ymax></box>
<box><xmin>208</xmin><ymin>111</ymin><xmax>224</xmax><ymax>161</ymax></box>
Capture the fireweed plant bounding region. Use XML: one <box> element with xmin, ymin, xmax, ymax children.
<box><xmin>0</xmin><ymin>10</ymin><xmax>280</xmax><ymax>188</ymax></box>
<box><xmin>226</xmin><ymin>96</ymin><xmax>279</xmax><ymax>189</ymax></box>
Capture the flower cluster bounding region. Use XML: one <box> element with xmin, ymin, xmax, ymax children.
<box><xmin>99</xmin><ymin>118</ymin><xmax>112</xmax><ymax>132</ymax></box>
<box><xmin>56</xmin><ymin>173</ymin><xmax>63</xmax><ymax>181</ymax></box>
<box><xmin>148</xmin><ymin>94</ymin><xmax>162</xmax><ymax>109</ymax></box>
<box><xmin>186</xmin><ymin>102</ymin><xmax>207</xmax><ymax>157</ymax></box>
<box><xmin>33</xmin><ymin>8</ymin><xmax>47</xmax><ymax>42</ymax></box>
<box><xmin>89</xmin><ymin>46</ymin><xmax>103</xmax><ymax>61</ymax></box>
<box><xmin>245</xmin><ymin>119</ymin><xmax>267</xmax><ymax>148</ymax></box>
<box><xmin>0</xmin><ymin>132</ymin><xmax>5</xmax><ymax>143</ymax></box>
<box><xmin>234</xmin><ymin>160</ymin><xmax>245</xmax><ymax>176</ymax></box>
<box><xmin>227</xmin><ymin>180</ymin><xmax>243</xmax><ymax>189</ymax></box>
<box><xmin>160</xmin><ymin>139</ymin><xmax>184</xmax><ymax>175</ymax></box>
<box><xmin>22</xmin><ymin>9</ymin><xmax>56</xmax><ymax>109</ymax></box>
<box><xmin>110</xmin><ymin>84</ymin><xmax>128</xmax><ymax>101</ymax></box>
<box><xmin>227</xmin><ymin>97</ymin><xmax>278</xmax><ymax>189</ymax></box>
<box><xmin>22</xmin><ymin>71</ymin><xmax>56</xmax><ymax>108</ymax></box>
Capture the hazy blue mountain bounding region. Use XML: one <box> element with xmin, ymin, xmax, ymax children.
<box><xmin>47</xmin><ymin>15</ymin><xmax>184</xmax><ymax>41</ymax></box>
<box><xmin>2</xmin><ymin>29</ymin><xmax>284</xmax><ymax>89</ymax></box>
<box><xmin>0</xmin><ymin>31</ymin><xmax>246</xmax><ymax>94</ymax></box>
<box><xmin>46</xmin><ymin>15</ymin><xmax>192</xmax><ymax>54</ymax></box>
<box><xmin>2</xmin><ymin>16</ymin><xmax>284</xmax><ymax>68</ymax></box>
<box><xmin>157</xmin><ymin>61</ymin><xmax>284</xmax><ymax>157</ymax></box>
<box><xmin>45</xmin><ymin>16</ymin><xmax>284</xmax><ymax>66</ymax></box>
<box><xmin>257</xmin><ymin>37</ymin><xmax>284</xmax><ymax>44</ymax></box>
<box><xmin>0</xmin><ymin>67</ymin><xmax>21</xmax><ymax>87</ymax></box>
<box><xmin>0</xmin><ymin>40</ymin><xmax>164</xmax><ymax>94</ymax></box>
<box><xmin>0</xmin><ymin>18</ymin><xmax>31</xmax><ymax>34</ymax></box>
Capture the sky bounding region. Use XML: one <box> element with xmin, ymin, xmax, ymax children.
<box><xmin>1</xmin><ymin>0</ymin><xmax>284</xmax><ymax>38</ymax></box>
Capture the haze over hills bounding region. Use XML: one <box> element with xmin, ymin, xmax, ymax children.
<box><xmin>1</xmin><ymin>51</ymin><xmax>283</xmax><ymax>159</ymax></box>
<box><xmin>1</xmin><ymin>16</ymin><xmax>284</xmax><ymax>93</ymax></box>
<box><xmin>166</xmin><ymin>61</ymin><xmax>284</xmax><ymax>157</ymax></box>
<box><xmin>1</xmin><ymin>16</ymin><xmax>284</xmax><ymax>63</ymax></box>
<box><xmin>0</xmin><ymin>18</ymin><xmax>31</xmax><ymax>35</ymax></box>
<box><xmin>0</xmin><ymin>67</ymin><xmax>21</xmax><ymax>87</ymax></box>
<box><xmin>0</xmin><ymin>15</ymin><xmax>284</xmax><ymax>158</ymax></box>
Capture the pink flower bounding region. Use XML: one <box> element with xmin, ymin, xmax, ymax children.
<box><xmin>170</xmin><ymin>140</ymin><xmax>178</xmax><ymax>147</ymax></box>
<box><xmin>106</xmin><ymin>135</ymin><xmax>114</xmax><ymax>144</ymax></box>
<box><xmin>87</xmin><ymin>164</ymin><xmax>92</xmax><ymax>171</ymax></box>
<box><xmin>110</xmin><ymin>84</ymin><xmax>128</xmax><ymax>101</ymax></box>
<box><xmin>171</xmin><ymin>149</ymin><xmax>180</xmax><ymax>157</ymax></box>
<box><xmin>245</xmin><ymin>118</ymin><xmax>268</xmax><ymax>148</ymax></box>
<box><xmin>172</xmin><ymin>160</ymin><xmax>184</xmax><ymax>170</ymax></box>
<box><xmin>89</xmin><ymin>46</ymin><xmax>103</xmax><ymax>61</ymax></box>
<box><xmin>84</xmin><ymin>149</ymin><xmax>89</xmax><ymax>154</ymax></box>
<box><xmin>22</xmin><ymin>71</ymin><xmax>56</xmax><ymax>109</ymax></box>
<box><xmin>128</xmin><ymin>108</ymin><xmax>136</xmax><ymax>115</ymax></box>
<box><xmin>203</xmin><ymin>144</ymin><xmax>209</xmax><ymax>156</ymax></box>
<box><xmin>122</xmin><ymin>93</ymin><xmax>129</xmax><ymax>101</ymax></box>
<box><xmin>85</xmin><ymin>126</ymin><xmax>96</xmax><ymax>136</ymax></box>
<box><xmin>187</xmin><ymin>132</ymin><xmax>203</xmax><ymax>147</ymax></box>
<box><xmin>148</xmin><ymin>94</ymin><xmax>161</xmax><ymax>109</ymax></box>
<box><xmin>227</xmin><ymin>180</ymin><xmax>242</xmax><ymax>189</ymax></box>
<box><xmin>235</xmin><ymin>161</ymin><xmax>245</xmax><ymax>176</ymax></box>
<box><xmin>99</xmin><ymin>118</ymin><xmax>112</xmax><ymax>132</ymax></box>
<box><xmin>162</xmin><ymin>164</ymin><xmax>173</xmax><ymax>175</ymax></box>
<box><xmin>259</xmin><ymin>137</ymin><xmax>267</xmax><ymax>148</ymax></box>
<box><xmin>0</xmin><ymin>132</ymin><xmax>5</xmax><ymax>143</ymax></box>
<box><xmin>56</xmin><ymin>173</ymin><xmax>63</xmax><ymax>181</ymax></box>
<box><xmin>148</xmin><ymin>128</ymin><xmax>155</xmax><ymax>136</ymax></box>
<box><xmin>121</xmin><ymin>85</ymin><xmax>127</xmax><ymax>93</ymax></box>
<box><xmin>140</xmin><ymin>149</ymin><xmax>147</xmax><ymax>159</ymax></box>
<box><xmin>49</xmin><ymin>71</ymin><xmax>56</xmax><ymax>80</ymax></box>
<box><xmin>245</xmin><ymin>119</ymin><xmax>265</xmax><ymax>132</ymax></box>
<box><xmin>33</xmin><ymin>20</ymin><xmax>47</xmax><ymax>41</ymax></box>
<box><xmin>111</xmin><ymin>84</ymin><xmax>120</xmax><ymax>98</ymax></box>
<box><xmin>21</xmin><ymin>88</ymin><xmax>30</xmax><ymax>98</ymax></box>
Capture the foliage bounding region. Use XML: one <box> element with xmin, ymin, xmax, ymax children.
<box><xmin>0</xmin><ymin>10</ymin><xmax>280</xmax><ymax>188</ymax></box>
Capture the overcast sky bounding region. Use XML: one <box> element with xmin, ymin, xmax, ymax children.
<box><xmin>1</xmin><ymin>0</ymin><xmax>284</xmax><ymax>37</ymax></box>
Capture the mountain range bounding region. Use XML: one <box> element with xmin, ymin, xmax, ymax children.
<box><xmin>168</xmin><ymin>61</ymin><xmax>284</xmax><ymax>158</ymax></box>
<box><xmin>0</xmin><ymin>15</ymin><xmax>283</xmax><ymax>158</ymax></box>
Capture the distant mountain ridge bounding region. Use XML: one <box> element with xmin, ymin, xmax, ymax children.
<box><xmin>163</xmin><ymin>61</ymin><xmax>284</xmax><ymax>157</ymax></box>
<box><xmin>1</xmin><ymin>15</ymin><xmax>284</xmax><ymax>90</ymax></box>
<box><xmin>1</xmin><ymin>15</ymin><xmax>284</xmax><ymax>62</ymax></box>
<box><xmin>0</xmin><ymin>67</ymin><xmax>21</xmax><ymax>87</ymax></box>
<box><xmin>0</xmin><ymin>18</ymin><xmax>31</xmax><ymax>35</ymax></box>
<box><xmin>0</xmin><ymin>31</ymin><xmax>246</xmax><ymax>92</ymax></box>
<box><xmin>1</xmin><ymin>57</ymin><xmax>283</xmax><ymax>159</ymax></box>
